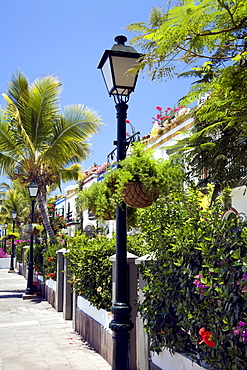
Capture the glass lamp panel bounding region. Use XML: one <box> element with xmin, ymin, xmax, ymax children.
<box><xmin>11</xmin><ymin>210</ymin><xmax>17</xmax><ymax>219</ymax></box>
<box><xmin>111</xmin><ymin>56</ymin><xmax>138</xmax><ymax>90</ymax></box>
<box><xmin>28</xmin><ymin>182</ymin><xmax>39</xmax><ymax>197</ymax></box>
<box><xmin>101</xmin><ymin>57</ymin><xmax>114</xmax><ymax>94</ymax></box>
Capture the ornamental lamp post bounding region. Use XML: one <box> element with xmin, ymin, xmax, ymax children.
<box><xmin>24</xmin><ymin>181</ymin><xmax>39</xmax><ymax>298</ymax></box>
<box><xmin>3</xmin><ymin>222</ymin><xmax>8</xmax><ymax>253</ymax></box>
<box><xmin>98</xmin><ymin>35</ymin><xmax>141</xmax><ymax>370</ymax></box>
<box><xmin>8</xmin><ymin>210</ymin><xmax>17</xmax><ymax>272</ymax></box>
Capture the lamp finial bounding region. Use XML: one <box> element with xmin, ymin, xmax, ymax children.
<box><xmin>114</xmin><ymin>35</ymin><xmax>127</xmax><ymax>45</ymax></box>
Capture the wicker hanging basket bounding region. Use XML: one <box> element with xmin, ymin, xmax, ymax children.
<box><xmin>123</xmin><ymin>182</ymin><xmax>159</xmax><ymax>208</ymax></box>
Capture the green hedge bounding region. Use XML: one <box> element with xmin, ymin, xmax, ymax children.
<box><xmin>67</xmin><ymin>233</ymin><xmax>148</xmax><ymax>310</ymax></box>
<box><xmin>137</xmin><ymin>190</ymin><xmax>247</xmax><ymax>370</ymax></box>
<box><xmin>15</xmin><ymin>240</ymin><xmax>30</xmax><ymax>263</ymax></box>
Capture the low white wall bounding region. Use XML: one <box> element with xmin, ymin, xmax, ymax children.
<box><xmin>152</xmin><ymin>349</ymin><xmax>206</xmax><ymax>370</ymax></box>
<box><xmin>0</xmin><ymin>258</ymin><xmax>11</xmax><ymax>269</ymax></box>
<box><xmin>232</xmin><ymin>186</ymin><xmax>247</xmax><ymax>218</ymax></box>
<box><xmin>45</xmin><ymin>278</ymin><xmax>56</xmax><ymax>292</ymax></box>
<box><xmin>77</xmin><ymin>295</ymin><xmax>112</xmax><ymax>330</ymax></box>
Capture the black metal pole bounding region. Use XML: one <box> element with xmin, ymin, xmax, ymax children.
<box><xmin>25</xmin><ymin>198</ymin><xmax>35</xmax><ymax>295</ymax></box>
<box><xmin>9</xmin><ymin>220</ymin><xmax>15</xmax><ymax>271</ymax></box>
<box><xmin>3</xmin><ymin>226</ymin><xmax>7</xmax><ymax>253</ymax></box>
<box><xmin>109</xmin><ymin>101</ymin><xmax>134</xmax><ymax>370</ymax></box>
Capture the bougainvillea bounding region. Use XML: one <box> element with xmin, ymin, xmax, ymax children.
<box><xmin>137</xmin><ymin>188</ymin><xmax>247</xmax><ymax>370</ymax></box>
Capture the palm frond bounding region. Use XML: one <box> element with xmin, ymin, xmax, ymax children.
<box><xmin>28</xmin><ymin>76</ymin><xmax>62</xmax><ymax>149</ymax></box>
<box><xmin>40</xmin><ymin>104</ymin><xmax>102</xmax><ymax>166</ymax></box>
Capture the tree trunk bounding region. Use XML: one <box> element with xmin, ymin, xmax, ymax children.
<box><xmin>37</xmin><ymin>191</ymin><xmax>57</xmax><ymax>243</ymax></box>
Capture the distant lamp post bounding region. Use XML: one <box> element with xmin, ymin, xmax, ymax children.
<box><xmin>24</xmin><ymin>181</ymin><xmax>39</xmax><ymax>296</ymax></box>
<box><xmin>3</xmin><ymin>222</ymin><xmax>8</xmax><ymax>253</ymax></box>
<box><xmin>8</xmin><ymin>210</ymin><xmax>17</xmax><ymax>272</ymax></box>
<box><xmin>98</xmin><ymin>36</ymin><xmax>141</xmax><ymax>370</ymax></box>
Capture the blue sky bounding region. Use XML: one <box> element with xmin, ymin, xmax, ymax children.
<box><xmin>0</xmin><ymin>0</ymin><xmax>195</xmax><ymax>193</ymax></box>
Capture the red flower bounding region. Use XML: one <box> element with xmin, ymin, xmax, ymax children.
<box><xmin>167</xmin><ymin>107</ymin><xmax>171</xmax><ymax>110</ymax></box>
<box><xmin>48</xmin><ymin>257</ymin><xmax>54</xmax><ymax>262</ymax></box>
<box><xmin>199</xmin><ymin>327</ymin><xmax>215</xmax><ymax>347</ymax></box>
<box><xmin>46</xmin><ymin>272</ymin><xmax>55</xmax><ymax>279</ymax></box>
<box><xmin>126</xmin><ymin>120</ymin><xmax>130</xmax><ymax>123</ymax></box>
<box><xmin>156</xmin><ymin>106</ymin><xmax>162</xmax><ymax>111</ymax></box>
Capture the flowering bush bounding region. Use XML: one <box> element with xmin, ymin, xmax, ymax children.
<box><xmin>0</xmin><ymin>247</ymin><xmax>9</xmax><ymax>258</ymax></box>
<box><xmin>152</xmin><ymin>105</ymin><xmax>191</xmax><ymax>127</ymax></box>
<box><xmin>137</xmin><ymin>188</ymin><xmax>247</xmax><ymax>370</ymax></box>
<box><xmin>24</xmin><ymin>243</ymin><xmax>46</xmax><ymax>275</ymax></box>
<box><xmin>233</xmin><ymin>321</ymin><xmax>247</xmax><ymax>343</ymax></box>
<box><xmin>42</xmin><ymin>242</ymin><xmax>63</xmax><ymax>280</ymax></box>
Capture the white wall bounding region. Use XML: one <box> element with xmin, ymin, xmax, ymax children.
<box><xmin>231</xmin><ymin>186</ymin><xmax>247</xmax><ymax>220</ymax></box>
<box><xmin>152</xmin><ymin>350</ymin><xmax>205</xmax><ymax>370</ymax></box>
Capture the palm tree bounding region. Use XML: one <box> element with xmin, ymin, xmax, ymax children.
<box><xmin>0</xmin><ymin>182</ymin><xmax>29</xmax><ymax>233</ymax></box>
<box><xmin>0</xmin><ymin>71</ymin><xmax>102</xmax><ymax>241</ymax></box>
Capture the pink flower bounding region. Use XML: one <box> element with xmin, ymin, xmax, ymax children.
<box><xmin>156</xmin><ymin>106</ymin><xmax>162</xmax><ymax>111</ymax></box>
<box><xmin>238</xmin><ymin>321</ymin><xmax>246</xmax><ymax>327</ymax></box>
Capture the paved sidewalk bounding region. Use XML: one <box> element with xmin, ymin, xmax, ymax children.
<box><xmin>0</xmin><ymin>269</ymin><xmax>111</xmax><ymax>370</ymax></box>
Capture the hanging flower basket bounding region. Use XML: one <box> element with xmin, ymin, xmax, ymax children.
<box><xmin>123</xmin><ymin>182</ymin><xmax>159</xmax><ymax>208</ymax></box>
<box><xmin>30</xmin><ymin>227</ymin><xmax>40</xmax><ymax>236</ymax></box>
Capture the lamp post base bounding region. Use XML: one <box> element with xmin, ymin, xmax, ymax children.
<box><xmin>109</xmin><ymin>301</ymin><xmax>134</xmax><ymax>370</ymax></box>
<box><xmin>22</xmin><ymin>293</ymin><xmax>37</xmax><ymax>300</ymax></box>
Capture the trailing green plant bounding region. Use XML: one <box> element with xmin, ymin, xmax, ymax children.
<box><xmin>76</xmin><ymin>179</ymin><xmax>139</xmax><ymax>228</ymax></box>
<box><xmin>76</xmin><ymin>180</ymin><xmax>116</xmax><ymax>221</ymax></box>
<box><xmin>104</xmin><ymin>142</ymin><xmax>184</xmax><ymax>203</ymax></box>
<box><xmin>137</xmin><ymin>188</ymin><xmax>247</xmax><ymax>370</ymax></box>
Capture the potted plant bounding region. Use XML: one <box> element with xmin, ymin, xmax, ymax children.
<box><xmin>104</xmin><ymin>142</ymin><xmax>183</xmax><ymax>208</ymax></box>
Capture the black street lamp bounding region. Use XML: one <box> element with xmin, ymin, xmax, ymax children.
<box><xmin>8</xmin><ymin>210</ymin><xmax>17</xmax><ymax>272</ymax></box>
<box><xmin>3</xmin><ymin>222</ymin><xmax>8</xmax><ymax>253</ymax></box>
<box><xmin>98</xmin><ymin>36</ymin><xmax>141</xmax><ymax>370</ymax></box>
<box><xmin>24</xmin><ymin>181</ymin><xmax>39</xmax><ymax>296</ymax></box>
